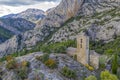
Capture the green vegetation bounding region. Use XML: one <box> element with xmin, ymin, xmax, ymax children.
<box><xmin>17</xmin><ymin>67</ymin><xmax>28</xmax><ymax>79</ymax></box>
<box><xmin>36</xmin><ymin>54</ymin><xmax>57</xmax><ymax>69</ymax></box>
<box><xmin>45</xmin><ymin>59</ymin><xmax>57</xmax><ymax>69</ymax></box>
<box><xmin>0</xmin><ymin>26</ymin><xmax>13</xmax><ymax>39</ymax></box>
<box><xmin>101</xmin><ymin>70</ymin><xmax>118</xmax><ymax>80</ymax></box>
<box><xmin>85</xmin><ymin>75</ymin><xmax>97</xmax><ymax>80</ymax></box>
<box><xmin>39</xmin><ymin>40</ymin><xmax>76</xmax><ymax>53</ymax></box>
<box><xmin>112</xmin><ymin>53</ymin><xmax>118</xmax><ymax>74</ymax></box>
<box><xmin>90</xmin><ymin>37</ymin><xmax>120</xmax><ymax>56</ymax></box>
<box><xmin>35</xmin><ymin>54</ymin><xmax>48</xmax><ymax>62</ymax></box>
<box><xmin>86</xmin><ymin>70</ymin><xmax>118</xmax><ymax>80</ymax></box>
<box><xmin>21</xmin><ymin>60</ymin><xmax>30</xmax><ymax>67</ymax></box>
<box><xmin>99</xmin><ymin>55</ymin><xmax>107</xmax><ymax>69</ymax></box>
<box><xmin>5</xmin><ymin>55</ymin><xmax>30</xmax><ymax>79</ymax></box>
<box><xmin>61</xmin><ymin>66</ymin><xmax>76</xmax><ymax>79</ymax></box>
<box><xmin>0</xmin><ymin>40</ymin><xmax>76</xmax><ymax>62</ymax></box>
<box><xmin>6</xmin><ymin>57</ymin><xmax>17</xmax><ymax>70</ymax></box>
<box><xmin>85</xmin><ymin>64</ymin><xmax>94</xmax><ymax>71</ymax></box>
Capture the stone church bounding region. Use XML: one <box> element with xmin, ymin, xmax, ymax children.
<box><xmin>67</xmin><ymin>34</ymin><xmax>99</xmax><ymax>69</ymax></box>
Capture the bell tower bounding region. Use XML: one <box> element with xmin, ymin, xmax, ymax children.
<box><xmin>76</xmin><ymin>34</ymin><xmax>89</xmax><ymax>65</ymax></box>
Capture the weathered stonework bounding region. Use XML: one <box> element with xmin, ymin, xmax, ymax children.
<box><xmin>66</xmin><ymin>34</ymin><xmax>100</xmax><ymax>69</ymax></box>
<box><xmin>89</xmin><ymin>50</ymin><xmax>100</xmax><ymax>69</ymax></box>
<box><xmin>76</xmin><ymin>34</ymin><xmax>89</xmax><ymax>65</ymax></box>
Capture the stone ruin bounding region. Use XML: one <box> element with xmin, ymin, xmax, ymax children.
<box><xmin>66</xmin><ymin>34</ymin><xmax>100</xmax><ymax>69</ymax></box>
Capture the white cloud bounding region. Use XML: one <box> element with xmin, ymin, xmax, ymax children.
<box><xmin>0</xmin><ymin>1</ymin><xmax>60</xmax><ymax>17</ymax></box>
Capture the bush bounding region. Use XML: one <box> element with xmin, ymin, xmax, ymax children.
<box><xmin>6</xmin><ymin>58</ymin><xmax>17</xmax><ymax>70</ymax></box>
<box><xmin>99</xmin><ymin>56</ymin><xmax>107</xmax><ymax>69</ymax></box>
<box><xmin>41</xmin><ymin>54</ymin><xmax>49</xmax><ymax>63</ymax></box>
<box><xmin>85</xmin><ymin>64</ymin><xmax>94</xmax><ymax>71</ymax></box>
<box><xmin>85</xmin><ymin>75</ymin><xmax>97</xmax><ymax>80</ymax></box>
<box><xmin>6</xmin><ymin>55</ymin><xmax>14</xmax><ymax>62</ymax></box>
<box><xmin>101</xmin><ymin>70</ymin><xmax>118</xmax><ymax>80</ymax></box>
<box><xmin>21</xmin><ymin>60</ymin><xmax>30</xmax><ymax>67</ymax></box>
<box><xmin>45</xmin><ymin>59</ymin><xmax>57</xmax><ymax>69</ymax></box>
<box><xmin>61</xmin><ymin>66</ymin><xmax>76</xmax><ymax>79</ymax></box>
<box><xmin>105</xmin><ymin>49</ymin><xmax>114</xmax><ymax>55</ymax></box>
<box><xmin>112</xmin><ymin>53</ymin><xmax>118</xmax><ymax>74</ymax></box>
<box><xmin>18</xmin><ymin>67</ymin><xmax>28</xmax><ymax>79</ymax></box>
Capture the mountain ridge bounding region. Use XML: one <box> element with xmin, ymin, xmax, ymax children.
<box><xmin>0</xmin><ymin>18</ymin><xmax>36</xmax><ymax>43</ymax></box>
<box><xmin>2</xmin><ymin>8</ymin><xmax>45</xmax><ymax>23</ymax></box>
<box><xmin>0</xmin><ymin>0</ymin><xmax>120</xmax><ymax>58</ymax></box>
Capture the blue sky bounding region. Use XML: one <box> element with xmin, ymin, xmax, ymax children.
<box><xmin>0</xmin><ymin>0</ymin><xmax>61</xmax><ymax>16</ymax></box>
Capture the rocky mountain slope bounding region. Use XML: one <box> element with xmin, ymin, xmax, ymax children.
<box><xmin>0</xmin><ymin>18</ymin><xmax>35</xmax><ymax>43</ymax></box>
<box><xmin>0</xmin><ymin>52</ymin><xmax>95</xmax><ymax>80</ymax></box>
<box><xmin>2</xmin><ymin>8</ymin><xmax>45</xmax><ymax>23</ymax></box>
<box><xmin>0</xmin><ymin>0</ymin><xmax>120</xmax><ymax>57</ymax></box>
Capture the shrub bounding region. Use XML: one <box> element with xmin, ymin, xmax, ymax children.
<box><xmin>6</xmin><ymin>58</ymin><xmax>17</xmax><ymax>70</ymax></box>
<box><xmin>41</xmin><ymin>54</ymin><xmax>49</xmax><ymax>63</ymax></box>
<box><xmin>101</xmin><ymin>70</ymin><xmax>118</xmax><ymax>80</ymax></box>
<box><xmin>45</xmin><ymin>59</ymin><xmax>57</xmax><ymax>69</ymax></box>
<box><xmin>112</xmin><ymin>53</ymin><xmax>118</xmax><ymax>74</ymax></box>
<box><xmin>105</xmin><ymin>49</ymin><xmax>114</xmax><ymax>55</ymax></box>
<box><xmin>61</xmin><ymin>66</ymin><xmax>76</xmax><ymax>79</ymax></box>
<box><xmin>18</xmin><ymin>67</ymin><xmax>28</xmax><ymax>79</ymax></box>
<box><xmin>21</xmin><ymin>60</ymin><xmax>30</xmax><ymax>67</ymax></box>
<box><xmin>85</xmin><ymin>75</ymin><xmax>97</xmax><ymax>80</ymax></box>
<box><xmin>85</xmin><ymin>64</ymin><xmax>94</xmax><ymax>71</ymax></box>
<box><xmin>6</xmin><ymin>55</ymin><xmax>14</xmax><ymax>62</ymax></box>
<box><xmin>99</xmin><ymin>56</ymin><xmax>106</xmax><ymax>69</ymax></box>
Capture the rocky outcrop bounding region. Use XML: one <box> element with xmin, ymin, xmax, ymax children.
<box><xmin>49</xmin><ymin>6</ymin><xmax>120</xmax><ymax>43</ymax></box>
<box><xmin>0</xmin><ymin>0</ymin><xmax>120</xmax><ymax>57</ymax></box>
<box><xmin>0</xmin><ymin>52</ymin><xmax>96</xmax><ymax>80</ymax></box>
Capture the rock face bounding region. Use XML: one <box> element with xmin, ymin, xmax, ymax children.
<box><xmin>0</xmin><ymin>0</ymin><xmax>120</xmax><ymax>57</ymax></box>
<box><xmin>2</xmin><ymin>8</ymin><xmax>45</xmax><ymax>22</ymax></box>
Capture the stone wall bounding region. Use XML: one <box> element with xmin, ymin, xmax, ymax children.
<box><xmin>89</xmin><ymin>50</ymin><xmax>100</xmax><ymax>69</ymax></box>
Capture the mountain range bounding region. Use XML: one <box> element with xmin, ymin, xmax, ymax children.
<box><xmin>0</xmin><ymin>8</ymin><xmax>46</xmax><ymax>43</ymax></box>
<box><xmin>0</xmin><ymin>18</ymin><xmax>35</xmax><ymax>43</ymax></box>
<box><xmin>0</xmin><ymin>0</ymin><xmax>120</xmax><ymax>79</ymax></box>
<box><xmin>2</xmin><ymin>8</ymin><xmax>45</xmax><ymax>22</ymax></box>
<box><xmin>0</xmin><ymin>0</ymin><xmax>119</xmax><ymax>56</ymax></box>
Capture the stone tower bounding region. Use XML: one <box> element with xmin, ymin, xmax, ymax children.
<box><xmin>76</xmin><ymin>34</ymin><xmax>89</xmax><ymax>65</ymax></box>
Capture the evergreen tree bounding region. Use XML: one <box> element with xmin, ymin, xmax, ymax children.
<box><xmin>112</xmin><ymin>53</ymin><xmax>118</xmax><ymax>74</ymax></box>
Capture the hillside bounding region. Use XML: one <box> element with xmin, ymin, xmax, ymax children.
<box><xmin>0</xmin><ymin>0</ymin><xmax>120</xmax><ymax>80</ymax></box>
<box><xmin>0</xmin><ymin>0</ymin><xmax>119</xmax><ymax>57</ymax></box>
<box><xmin>0</xmin><ymin>18</ymin><xmax>35</xmax><ymax>43</ymax></box>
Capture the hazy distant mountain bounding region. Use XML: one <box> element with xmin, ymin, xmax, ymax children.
<box><xmin>0</xmin><ymin>18</ymin><xmax>36</xmax><ymax>43</ymax></box>
<box><xmin>2</xmin><ymin>8</ymin><xmax>46</xmax><ymax>22</ymax></box>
